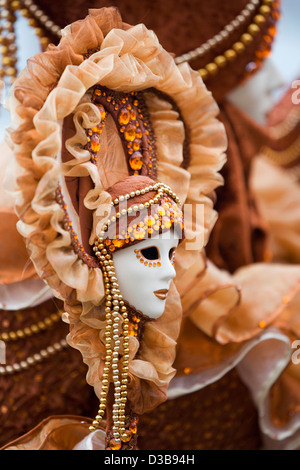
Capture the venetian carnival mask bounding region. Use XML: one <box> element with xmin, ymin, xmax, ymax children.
<box><xmin>96</xmin><ymin>178</ymin><xmax>183</xmax><ymax>321</ymax></box>
<box><xmin>113</xmin><ymin>232</ymin><xmax>178</xmax><ymax>320</ymax></box>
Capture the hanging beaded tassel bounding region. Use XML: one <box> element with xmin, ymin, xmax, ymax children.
<box><xmin>89</xmin><ymin>245</ymin><xmax>130</xmax><ymax>446</ymax></box>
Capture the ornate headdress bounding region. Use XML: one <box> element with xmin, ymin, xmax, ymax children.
<box><xmin>8</xmin><ymin>8</ymin><xmax>226</xmax><ymax>449</ymax></box>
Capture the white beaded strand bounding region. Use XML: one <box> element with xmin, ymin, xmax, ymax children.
<box><xmin>0</xmin><ymin>338</ymin><xmax>68</xmax><ymax>375</ymax></box>
<box><xmin>175</xmin><ymin>0</ymin><xmax>261</xmax><ymax>64</ymax></box>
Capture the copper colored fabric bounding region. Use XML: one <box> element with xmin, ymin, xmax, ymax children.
<box><xmin>264</xmin><ymin>78</ymin><xmax>300</xmax><ymax>169</ymax></box>
<box><xmin>0</xmin><ymin>209</ymin><xmax>37</xmax><ymax>284</ymax></box>
<box><xmin>0</xmin><ymin>415</ymin><xmax>93</xmax><ymax>450</ymax></box>
<box><xmin>206</xmin><ymin>101</ymin><xmax>269</xmax><ymax>272</ymax></box>
<box><xmin>0</xmin><ymin>299</ymin><xmax>98</xmax><ymax>448</ymax></box>
<box><xmin>34</xmin><ymin>0</ymin><xmax>273</xmax><ymax>101</ymax></box>
<box><xmin>138</xmin><ymin>367</ymin><xmax>262</xmax><ymax>450</ymax></box>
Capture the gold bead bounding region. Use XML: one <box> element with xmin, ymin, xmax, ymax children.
<box><xmin>0</xmin><ymin>36</ymin><xmax>7</xmax><ymax>45</ymax></box>
<box><xmin>214</xmin><ymin>55</ymin><xmax>227</xmax><ymax>68</ymax></box>
<box><xmin>21</xmin><ymin>8</ymin><xmax>30</xmax><ymax>18</ymax></box>
<box><xmin>254</xmin><ymin>14</ymin><xmax>266</xmax><ymax>26</ymax></box>
<box><xmin>16</xmin><ymin>330</ymin><xmax>25</xmax><ymax>339</ymax></box>
<box><xmin>40</xmin><ymin>37</ymin><xmax>50</xmax><ymax>48</ymax></box>
<box><xmin>6</xmin><ymin>67</ymin><xmax>17</xmax><ymax>77</ymax></box>
<box><xmin>31</xmin><ymin>324</ymin><xmax>39</xmax><ymax>334</ymax></box>
<box><xmin>0</xmin><ymin>46</ymin><xmax>8</xmax><ymax>54</ymax></box>
<box><xmin>28</xmin><ymin>18</ymin><xmax>37</xmax><ymax>27</ymax></box>
<box><xmin>263</xmin><ymin>0</ymin><xmax>273</xmax><ymax>5</ymax></box>
<box><xmin>2</xmin><ymin>56</ymin><xmax>12</xmax><ymax>66</ymax></box>
<box><xmin>199</xmin><ymin>68</ymin><xmax>209</xmax><ymax>81</ymax></box>
<box><xmin>206</xmin><ymin>62</ymin><xmax>218</xmax><ymax>75</ymax></box>
<box><xmin>11</xmin><ymin>1</ymin><xmax>21</xmax><ymax>10</ymax></box>
<box><xmin>233</xmin><ymin>41</ymin><xmax>245</xmax><ymax>54</ymax></box>
<box><xmin>89</xmin><ymin>426</ymin><xmax>96</xmax><ymax>432</ymax></box>
<box><xmin>34</xmin><ymin>28</ymin><xmax>44</xmax><ymax>37</ymax></box>
<box><xmin>248</xmin><ymin>24</ymin><xmax>260</xmax><ymax>36</ymax></box>
<box><xmin>9</xmin><ymin>332</ymin><xmax>17</xmax><ymax>340</ymax></box>
<box><xmin>224</xmin><ymin>49</ymin><xmax>237</xmax><ymax>62</ymax></box>
<box><xmin>259</xmin><ymin>5</ymin><xmax>271</xmax><ymax>16</ymax></box>
<box><xmin>1</xmin><ymin>333</ymin><xmax>9</xmax><ymax>341</ymax></box>
<box><xmin>241</xmin><ymin>33</ymin><xmax>254</xmax><ymax>45</ymax></box>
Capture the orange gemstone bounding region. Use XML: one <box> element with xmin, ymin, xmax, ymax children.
<box><xmin>90</xmin><ymin>134</ymin><xmax>101</xmax><ymax>153</ymax></box>
<box><xmin>268</xmin><ymin>26</ymin><xmax>277</xmax><ymax>37</ymax></box>
<box><xmin>162</xmin><ymin>217</ymin><xmax>172</xmax><ymax>229</ymax></box>
<box><xmin>121</xmin><ymin>431</ymin><xmax>132</xmax><ymax>443</ymax></box>
<box><xmin>109</xmin><ymin>438</ymin><xmax>122</xmax><ymax>450</ymax></box>
<box><xmin>113</xmin><ymin>239</ymin><xmax>125</xmax><ymax>248</ymax></box>
<box><xmin>255</xmin><ymin>45</ymin><xmax>271</xmax><ymax>60</ymax></box>
<box><xmin>136</xmin><ymin>128</ymin><xmax>142</xmax><ymax>139</ymax></box>
<box><xmin>130</xmin><ymin>109</ymin><xmax>137</xmax><ymax>121</ymax></box>
<box><xmin>129</xmin><ymin>424</ymin><xmax>137</xmax><ymax>434</ymax></box>
<box><xmin>133</xmin><ymin>227</ymin><xmax>146</xmax><ymax>240</ymax></box>
<box><xmin>147</xmin><ymin>216</ymin><xmax>156</xmax><ymax>227</ymax></box>
<box><xmin>132</xmin><ymin>139</ymin><xmax>141</xmax><ymax>151</ymax></box>
<box><xmin>118</xmin><ymin>107</ymin><xmax>130</xmax><ymax>126</ymax></box>
<box><xmin>129</xmin><ymin>151</ymin><xmax>143</xmax><ymax>171</ymax></box>
<box><xmin>91</xmin><ymin>125</ymin><xmax>102</xmax><ymax>133</ymax></box>
<box><xmin>98</xmin><ymin>105</ymin><xmax>106</xmax><ymax>121</ymax></box>
<box><xmin>125</xmin><ymin>124</ymin><xmax>136</xmax><ymax>142</ymax></box>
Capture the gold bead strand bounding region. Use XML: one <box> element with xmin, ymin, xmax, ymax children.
<box><xmin>89</xmin><ymin>241</ymin><xmax>113</xmax><ymax>432</ymax></box>
<box><xmin>0</xmin><ymin>0</ymin><xmax>18</xmax><ymax>83</ymax></box>
<box><xmin>92</xmin><ymin>239</ymin><xmax>123</xmax><ymax>445</ymax></box>
<box><xmin>198</xmin><ymin>0</ymin><xmax>278</xmax><ymax>82</ymax></box>
<box><xmin>106</xmin><ymin>256</ymin><xmax>123</xmax><ymax>444</ymax></box>
<box><xmin>119</xmin><ymin>304</ymin><xmax>130</xmax><ymax>441</ymax></box>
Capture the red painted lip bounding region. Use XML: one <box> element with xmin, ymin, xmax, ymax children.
<box><xmin>153</xmin><ymin>289</ymin><xmax>168</xmax><ymax>300</ymax></box>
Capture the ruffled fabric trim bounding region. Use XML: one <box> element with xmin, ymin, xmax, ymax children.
<box><xmin>8</xmin><ymin>8</ymin><xmax>226</xmax><ymax>413</ymax></box>
<box><xmin>172</xmin><ymin>251</ymin><xmax>300</xmax><ymax>447</ymax></box>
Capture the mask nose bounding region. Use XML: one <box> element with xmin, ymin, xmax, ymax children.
<box><xmin>160</xmin><ymin>253</ymin><xmax>176</xmax><ymax>284</ymax></box>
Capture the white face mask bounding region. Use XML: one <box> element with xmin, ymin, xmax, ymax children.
<box><xmin>112</xmin><ymin>231</ymin><xmax>179</xmax><ymax>320</ymax></box>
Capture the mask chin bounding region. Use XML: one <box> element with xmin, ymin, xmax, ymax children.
<box><xmin>112</xmin><ymin>231</ymin><xmax>179</xmax><ymax>320</ymax></box>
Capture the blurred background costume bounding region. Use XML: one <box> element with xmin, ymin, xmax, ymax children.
<box><xmin>1</xmin><ymin>0</ymin><xmax>300</xmax><ymax>451</ymax></box>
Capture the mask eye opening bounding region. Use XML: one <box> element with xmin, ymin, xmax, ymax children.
<box><xmin>140</xmin><ymin>246</ymin><xmax>160</xmax><ymax>260</ymax></box>
<box><xmin>169</xmin><ymin>247</ymin><xmax>176</xmax><ymax>264</ymax></box>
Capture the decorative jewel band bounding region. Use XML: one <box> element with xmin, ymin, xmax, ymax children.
<box><xmin>85</xmin><ymin>86</ymin><xmax>157</xmax><ymax>178</ymax></box>
<box><xmin>94</xmin><ymin>182</ymin><xmax>183</xmax><ymax>252</ymax></box>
